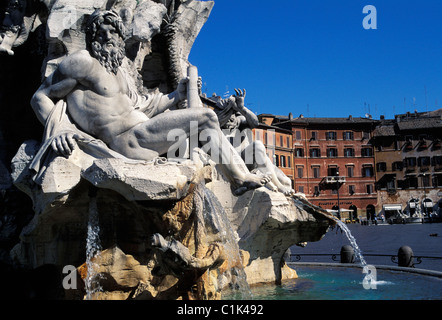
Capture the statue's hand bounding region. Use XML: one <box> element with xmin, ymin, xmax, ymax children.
<box><xmin>233</xmin><ymin>88</ymin><xmax>246</xmax><ymax>111</ymax></box>
<box><xmin>51</xmin><ymin>133</ymin><xmax>79</xmax><ymax>157</ymax></box>
<box><xmin>176</xmin><ymin>76</ymin><xmax>202</xmax><ymax>102</ymax></box>
<box><xmin>177</xmin><ymin>77</ymin><xmax>189</xmax><ymax>101</ymax></box>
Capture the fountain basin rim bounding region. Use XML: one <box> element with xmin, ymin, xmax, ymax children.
<box><xmin>287</xmin><ymin>262</ymin><xmax>442</xmax><ymax>278</ymax></box>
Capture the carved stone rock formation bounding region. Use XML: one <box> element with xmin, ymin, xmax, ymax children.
<box><xmin>10</xmin><ymin>143</ymin><xmax>238</xmax><ymax>299</ymax></box>
<box><xmin>9</xmin><ymin>140</ymin><xmax>333</xmax><ymax>299</ymax></box>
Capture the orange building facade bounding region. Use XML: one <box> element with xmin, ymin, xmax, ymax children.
<box><xmin>256</xmin><ymin>114</ymin><xmax>379</xmax><ymax>221</ymax></box>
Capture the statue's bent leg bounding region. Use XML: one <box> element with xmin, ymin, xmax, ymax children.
<box><xmin>111</xmin><ymin>108</ymin><xmax>268</xmax><ymax>191</ymax></box>
<box><xmin>111</xmin><ymin>108</ymin><xmax>218</xmax><ymax>158</ymax></box>
<box><xmin>243</xmin><ymin>141</ymin><xmax>293</xmax><ymax>195</ymax></box>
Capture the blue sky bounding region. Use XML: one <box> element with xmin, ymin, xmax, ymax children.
<box><xmin>189</xmin><ymin>0</ymin><xmax>442</xmax><ymax>120</ymax></box>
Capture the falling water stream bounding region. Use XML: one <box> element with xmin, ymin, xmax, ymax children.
<box><xmin>335</xmin><ymin>220</ymin><xmax>367</xmax><ymax>266</ymax></box>
<box><xmin>200</xmin><ymin>185</ymin><xmax>252</xmax><ymax>299</ymax></box>
<box><xmin>85</xmin><ymin>191</ymin><xmax>103</xmax><ymax>300</ymax></box>
<box><xmin>290</xmin><ymin>196</ymin><xmax>372</xmax><ymax>287</ymax></box>
<box><xmin>291</xmin><ymin>197</ymin><xmax>368</xmax><ymax>267</ymax></box>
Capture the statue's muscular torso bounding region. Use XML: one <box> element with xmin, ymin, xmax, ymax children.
<box><xmin>63</xmin><ymin>50</ymin><xmax>149</xmax><ymax>145</ymax></box>
<box><xmin>64</xmin><ymin>52</ymin><xmax>148</xmax><ymax>143</ymax></box>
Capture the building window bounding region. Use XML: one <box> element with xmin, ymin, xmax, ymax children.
<box><xmin>280</xmin><ymin>155</ymin><xmax>286</xmax><ymax>167</ymax></box>
<box><xmin>347</xmin><ymin>166</ymin><xmax>354</xmax><ymax>177</ymax></box>
<box><xmin>361</xmin><ymin>147</ymin><xmax>373</xmax><ymax>157</ymax></box>
<box><xmin>327</xmin><ymin>148</ymin><xmax>338</xmax><ymax>158</ymax></box>
<box><xmin>297</xmin><ymin>166</ymin><xmax>304</xmax><ymax>178</ymax></box>
<box><xmin>392</xmin><ymin>161</ymin><xmax>403</xmax><ymax>171</ymax></box>
<box><xmin>280</xmin><ymin>136</ymin><xmax>283</xmax><ymax>147</ymax></box>
<box><xmin>264</xmin><ymin>132</ymin><xmax>268</xmax><ymax>145</ymax></box>
<box><xmin>433</xmin><ymin>140</ymin><xmax>441</xmax><ymax>150</ymax></box>
<box><xmin>314</xmin><ymin>185</ymin><xmax>320</xmax><ymax>196</ymax></box>
<box><xmin>397</xmin><ymin>179</ymin><xmax>405</xmax><ymax>189</ymax></box>
<box><xmin>376</xmin><ymin>162</ymin><xmax>387</xmax><ymax>172</ymax></box>
<box><xmin>418</xmin><ymin>135</ymin><xmax>428</xmax><ymax>149</ymax></box>
<box><xmin>326</xmin><ymin>131</ymin><xmax>337</xmax><ymax>140</ymax></box>
<box><xmin>287</xmin><ymin>156</ymin><xmax>291</xmax><ymax>168</ymax></box>
<box><xmin>387</xmin><ymin>178</ymin><xmax>396</xmax><ymax>192</ymax></box>
<box><xmin>366</xmin><ymin>184</ymin><xmax>373</xmax><ymax>194</ymax></box>
<box><xmin>433</xmin><ymin>156</ymin><xmax>442</xmax><ymax>167</ymax></box>
<box><xmin>362</xmin><ymin>131</ymin><xmax>370</xmax><ymax>140</ymax></box>
<box><xmin>313</xmin><ymin>167</ymin><xmax>320</xmax><ymax>178</ymax></box>
<box><xmin>286</xmin><ymin>136</ymin><xmax>290</xmax><ymax>148</ymax></box>
<box><xmin>295</xmin><ymin>148</ymin><xmax>304</xmax><ymax>157</ymax></box>
<box><xmin>344</xmin><ymin>148</ymin><xmax>355</xmax><ymax>157</ymax></box>
<box><xmin>433</xmin><ymin>174</ymin><xmax>442</xmax><ymax>187</ymax></box>
<box><xmin>404</xmin><ymin>157</ymin><xmax>416</xmax><ymax>168</ymax></box>
<box><xmin>310</xmin><ymin>148</ymin><xmax>321</xmax><ymax>158</ymax></box>
<box><xmin>404</xmin><ymin>141</ymin><xmax>413</xmax><ymax>151</ymax></box>
<box><xmin>275</xmin><ymin>154</ymin><xmax>279</xmax><ymax>167</ymax></box>
<box><xmin>328</xmin><ymin>166</ymin><xmax>339</xmax><ymax>176</ymax></box>
<box><xmin>311</xmin><ymin>131</ymin><xmax>317</xmax><ymax>141</ymax></box>
<box><xmin>298</xmin><ymin>186</ymin><xmax>304</xmax><ymax>193</ymax></box>
<box><xmin>421</xmin><ymin>174</ymin><xmax>430</xmax><ymax>188</ymax></box>
<box><xmin>295</xmin><ymin>131</ymin><xmax>302</xmax><ymax>140</ymax></box>
<box><xmin>343</xmin><ymin>131</ymin><xmax>354</xmax><ymax>140</ymax></box>
<box><xmin>362</xmin><ymin>166</ymin><xmax>374</xmax><ymax>177</ymax></box>
<box><xmin>349</xmin><ymin>185</ymin><xmax>355</xmax><ymax>195</ymax></box>
<box><xmin>418</xmin><ymin>157</ymin><xmax>431</xmax><ymax>167</ymax></box>
<box><xmin>404</xmin><ymin>176</ymin><xmax>418</xmax><ymax>189</ymax></box>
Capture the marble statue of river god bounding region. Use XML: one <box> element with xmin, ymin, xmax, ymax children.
<box><xmin>30</xmin><ymin>9</ymin><xmax>268</xmax><ymax>194</ymax></box>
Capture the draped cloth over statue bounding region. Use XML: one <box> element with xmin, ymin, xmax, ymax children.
<box><xmin>29</xmin><ymin>100</ymin><xmax>141</xmax><ymax>185</ymax></box>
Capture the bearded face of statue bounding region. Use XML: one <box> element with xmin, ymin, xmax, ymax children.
<box><xmin>90</xmin><ymin>22</ymin><xmax>126</xmax><ymax>74</ymax></box>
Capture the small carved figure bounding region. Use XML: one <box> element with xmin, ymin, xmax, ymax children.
<box><xmin>213</xmin><ymin>89</ymin><xmax>295</xmax><ymax>195</ymax></box>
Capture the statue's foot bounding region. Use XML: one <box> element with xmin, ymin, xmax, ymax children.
<box><xmin>233</xmin><ymin>174</ymin><xmax>271</xmax><ymax>196</ymax></box>
<box><xmin>266</xmin><ymin>181</ymin><xmax>278</xmax><ymax>192</ymax></box>
<box><xmin>292</xmin><ymin>192</ymin><xmax>308</xmax><ymax>201</ymax></box>
<box><xmin>282</xmin><ymin>188</ymin><xmax>296</xmax><ymax>196</ymax></box>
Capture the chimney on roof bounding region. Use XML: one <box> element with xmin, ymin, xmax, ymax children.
<box><xmin>380</xmin><ymin>115</ymin><xmax>385</xmax><ymax>120</ymax></box>
<box><xmin>299</xmin><ymin>114</ymin><xmax>304</xmax><ymax>118</ymax></box>
<box><xmin>288</xmin><ymin>112</ymin><xmax>293</xmax><ymax>120</ymax></box>
<box><xmin>348</xmin><ymin>115</ymin><xmax>353</xmax><ymax>120</ymax></box>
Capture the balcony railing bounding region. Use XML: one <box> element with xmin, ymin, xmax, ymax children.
<box><xmin>321</xmin><ymin>176</ymin><xmax>346</xmax><ymax>184</ymax></box>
